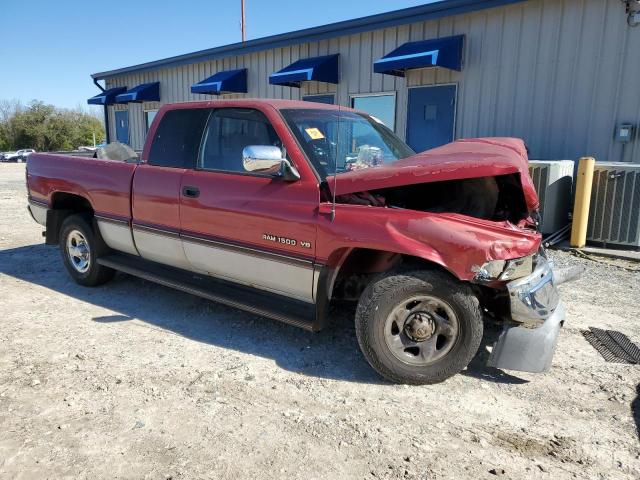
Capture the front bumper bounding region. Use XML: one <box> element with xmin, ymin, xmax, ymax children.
<box><xmin>487</xmin><ymin>256</ymin><xmax>567</xmax><ymax>373</ymax></box>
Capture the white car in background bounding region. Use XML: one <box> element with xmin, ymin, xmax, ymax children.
<box><xmin>17</xmin><ymin>149</ymin><xmax>36</xmax><ymax>162</ymax></box>
<box><xmin>3</xmin><ymin>149</ymin><xmax>36</xmax><ymax>162</ymax></box>
<box><xmin>1</xmin><ymin>151</ymin><xmax>16</xmax><ymax>162</ymax></box>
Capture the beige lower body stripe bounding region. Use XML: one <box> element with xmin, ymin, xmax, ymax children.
<box><xmin>131</xmin><ymin>223</ymin><xmax>315</xmax><ymax>303</ymax></box>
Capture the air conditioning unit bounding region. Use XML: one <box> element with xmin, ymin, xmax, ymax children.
<box><xmin>528</xmin><ymin>160</ymin><xmax>575</xmax><ymax>234</ymax></box>
<box><xmin>587</xmin><ymin>162</ymin><xmax>640</xmax><ymax>248</ymax></box>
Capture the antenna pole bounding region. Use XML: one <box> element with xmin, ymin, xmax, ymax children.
<box><xmin>241</xmin><ymin>0</ymin><xmax>246</xmax><ymax>42</ymax></box>
<box><xmin>331</xmin><ymin>80</ymin><xmax>340</xmax><ymax>222</ymax></box>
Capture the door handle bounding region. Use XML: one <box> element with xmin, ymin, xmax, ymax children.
<box><xmin>182</xmin><ymin>186</ymin><xmax>200</xmax><ymax>198</ymax></box>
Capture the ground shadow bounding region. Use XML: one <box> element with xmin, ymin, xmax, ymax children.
<box><xmin>1</xmin><ymin>243</ymin><xmax>520</xmax><ymax>385</ymax></box>
<box><xmin>463</xmin><ymin>321</ymin><xmax>529</xmax><ymax>384</ymax></box>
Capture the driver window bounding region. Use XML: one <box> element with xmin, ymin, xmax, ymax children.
<box><xmin>199</xmin><ymin>108</ymin><xmax>281</xmax><ymax>173</ymax></box>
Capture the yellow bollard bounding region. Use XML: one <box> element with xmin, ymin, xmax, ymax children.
<box><xmin>570</xmin><ymin>156</ymin><xmax>596</xmax><ymax>248</ymax></box>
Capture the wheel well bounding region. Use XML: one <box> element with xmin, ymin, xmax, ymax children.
<box><xmin>45</xmin><ymin>192</ymin><xmax>94</xmax><ymax>245</ymax></box>
<box><xmin>51</xmin><ymin>192</ymin><xmax>93</xmax><ymax>213</ymax></box>
<box><xmin>330</xmin><ymin>248</ymin><xmax>453</xmax><ymax>301</ymax></box>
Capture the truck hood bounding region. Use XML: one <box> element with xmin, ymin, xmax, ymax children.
<box><xmin>329</xmin><ymin>138</ymin><xmax>539</xmax><ymax>211</ymax></box>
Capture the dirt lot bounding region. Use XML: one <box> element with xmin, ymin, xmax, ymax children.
<box><xmin>1</xmin><ymin>162</ymin><xmax>639</xmax><ymax>479</ymax></box>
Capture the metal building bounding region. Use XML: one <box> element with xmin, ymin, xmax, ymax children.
<box><xmin>89</xmin><ymin>0</ymin><xmax>640</xmax><ymax>163</ymax></box>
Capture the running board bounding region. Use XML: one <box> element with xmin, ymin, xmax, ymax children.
<box><xmin>97</xmin><ymin>253</ymin><xmax>318</xmax><ymax>331</ymax></box>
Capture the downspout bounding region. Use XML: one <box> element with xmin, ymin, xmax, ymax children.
<box><xmin>93</xmin><ymin>78</ymin><xmax>110</xmax><ymax>144</ymax></box>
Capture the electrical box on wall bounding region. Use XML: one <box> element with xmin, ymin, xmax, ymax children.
<box><xmin>615</xmin><ymin>123</ymin><xmax>635</xmax><ymax>143</ymax></box>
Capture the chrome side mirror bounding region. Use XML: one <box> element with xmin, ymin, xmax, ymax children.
<box><xmin>242</xmin><ymin>145</ymin><xmax>300</xmax><ymax>181</ymax></box>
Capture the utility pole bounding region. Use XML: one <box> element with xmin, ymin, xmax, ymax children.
<box><xmin>241</xmin><ymin>0</ymin><xmax>246</xmax><ymax>42</ymax></box>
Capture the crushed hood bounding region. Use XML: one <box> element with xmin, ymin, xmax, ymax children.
<box><xmin>329</xmin><ymin>138</ymin><xmax>539</xmax><ymax>211</ymax></box>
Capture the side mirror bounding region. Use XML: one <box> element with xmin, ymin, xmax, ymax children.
<box><xmin>242</xmin><ymin>145</ymin><xmax>300</xmax><ymax>182</ymax></box>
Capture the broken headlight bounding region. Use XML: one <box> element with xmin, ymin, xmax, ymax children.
<box><xmin>474</xmin><ymin>255</ymin><xmax>534</xmax><ymax>282</ymax></box>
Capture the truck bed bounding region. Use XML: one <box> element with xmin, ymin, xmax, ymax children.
<box><xmin>27</xmin><ymin>153</ymin><xmax>136</xmax><ymax>220</ymax></box>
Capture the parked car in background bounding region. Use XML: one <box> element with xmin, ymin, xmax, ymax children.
<box><xmin>3</xmin><ymin>149</ymin><xmax>35</xmax><ymax>162</ymax></box>
<box><xmin>1</xmin><ymin>151</ymin><xmax>17</xmax><ymax>162</ymax></box>
<box><xmin>18</xmin><ymin>149</ymin><xmax>35</xmax><ymax>162</ymax></box>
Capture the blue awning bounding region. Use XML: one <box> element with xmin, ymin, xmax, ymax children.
<box><xmin>374</xmin><ymin>35</ymin><xmax>464</xmax><ymax>77</ymax></box>
<box><xmin>191</xmin><ymin>68</ymin><xmax>247</xmax><ymax>95</ymax></box>
<box><xmin>269</xmin><ymin>54</ymin><xmax>339</xmax><ymax>88</ymax></box>
<box><xmin>114</xmin><ymin>82</ymin><xmax>160</xmax><ymax>103</ymax></box>
<box><xmin>87</xmin><ymin>87</ymin><xmax>127</xmax><ymax>105</ymax></box>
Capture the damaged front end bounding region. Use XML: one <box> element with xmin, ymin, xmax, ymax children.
<box><xmin>327</xmin><ymin>138</ymin><xmax>582</xmax><ymax>373</ymax></box>
<box><xmin>486</xmin><ymin>252</ymin><xmax>564</xmax><ymax>373</ymax></box>
<box><xmin>337</xmin><ymin>172</ymin><xmax>533</xmax><ymax>226</ymax></box>
<box><xmin>482</xmin><ymin>250</ymin><xmax>583</xmax><ymax>373</ymax></box>
<box><xmin>332</xmin><ymin>172</ymin><xmax>581</xmax><ymax>373</ymax></box>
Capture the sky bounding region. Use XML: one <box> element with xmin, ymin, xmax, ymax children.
<box><xmin>0</xmin><ymin>0</ymin><xmax>432</xmax><ymax>110</ymax></box>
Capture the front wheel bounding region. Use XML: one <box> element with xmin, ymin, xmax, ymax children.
<box><xmin>59</xmin><ymin>214</ymin><xmax>115</xmax><ymax>287</ymax></box>
<box><xmin>355</xmin><ymin>270</ymin><xmax>483</xmax><ymax>385</ymax></box>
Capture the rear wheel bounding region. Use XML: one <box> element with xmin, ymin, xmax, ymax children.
<box><xmin>355</xmin><ymin>269</ymin><xmax>483</xmax><ymax>385</ymax></box>
<box><xmin>59</xmin><ymin>214</ymin><xmax>115</xmax><ymax>286</ymax></box>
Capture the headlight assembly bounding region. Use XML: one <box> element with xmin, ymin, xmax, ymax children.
<box><xmin>474</xmin><ymin>254</ymin><xmax>534</xmax><ymax>282</ymax></box>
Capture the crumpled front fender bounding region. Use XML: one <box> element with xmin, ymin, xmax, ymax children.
<box><xmin>317</xmin><ymin>206</ymin><xmax>541</xmax><ymax>282</ymax></box>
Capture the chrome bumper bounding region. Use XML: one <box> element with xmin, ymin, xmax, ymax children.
<box><xmin>487</xmin><ymin>257</ymin><xmax>570</xmax><ymax>373</ymax></box>
<box><xmin>507</xmin><ymin>256</ymin><xmax>560</xmax><ymax>325</ymax></box>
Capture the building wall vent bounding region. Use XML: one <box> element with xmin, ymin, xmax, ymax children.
<box><xmin>528</xmin><ymin>160</ymin><xmax>575</xmax><ymax>235</ymax></box>
<box><xmin>587</xmin><ymin>163</ymin><xmax>640</xmax><ymax>248</ymax></box>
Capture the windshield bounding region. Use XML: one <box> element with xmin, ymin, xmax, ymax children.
<box><xmin>280</xmin><ymin>108</ymin><xmax>414</xmax><ymax>180</ymax></box>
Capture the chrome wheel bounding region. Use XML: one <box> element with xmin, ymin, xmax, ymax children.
<box><xmin>384</xmin><ymin>295</ymin><xmax>459</xmax><ymax>366</ymax></box>
<box><xmin>66</xmin><ymin>229</ymin><xmax>91</xmax><ymax>273</ymax></box>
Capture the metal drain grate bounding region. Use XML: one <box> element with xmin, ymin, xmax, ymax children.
<box><xmin>582</xmin><ymin>328</ymin><xmax>640</xmax><ymax>364</ymax></box>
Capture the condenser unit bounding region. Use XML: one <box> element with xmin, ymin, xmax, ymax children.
<box><xmin>587</xmin><ymin>162</ymin><xmax>640</xmax><ymax>248</ymax></box>
<box><xmin>528</xmin><ymin>160</ymin><xmax>575</xmax><ymax>235</ymax></box>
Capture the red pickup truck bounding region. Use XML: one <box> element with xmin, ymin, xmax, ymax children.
<box><xmin>26</xmin><ymin>99</ymin><xmax>572</xmax><ymax>384</ymax></box>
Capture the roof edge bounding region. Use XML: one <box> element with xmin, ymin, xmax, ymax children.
<box><xmin>92</xmin><ymin>0</ymin><xmax>524</xmax><ymax>80</ymax></box>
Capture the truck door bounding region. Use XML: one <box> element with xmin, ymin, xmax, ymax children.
<box><xmin>132</xmin><ymin>108</ymin><xmax>210</xmax><ymax>270</ymax></box>
<box><xmin>179</xmin><ymin>107</ymin><xmax>318</xmax><ymax>303</ymax></box>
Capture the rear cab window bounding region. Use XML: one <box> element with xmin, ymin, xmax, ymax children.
<box><xmin>148</xmin><ymin>108</ymin><xmax>211</xmax><ymax>168</ymax></box>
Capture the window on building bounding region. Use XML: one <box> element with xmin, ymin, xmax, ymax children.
<box><xmin>148</xmin><ymin>108</ymin><xmax>210</xmax><ymax>168</ymax></box>
<box><xmin>145</xmin><ymin>110</ymin><xmax>158</xmax><ymax>132</ymax></box>
<box><xmin>351</xmin><ymin>94</ymin><xmax>396</xmax><ymax>131</ymax></box>
<box><xmin>199</xmin><ymin>108</ymin><xmax>282</xmax><ymax>173</ymax></box>
<box><xmin>302</xmin><ymin>94</ymin><xmax>335</xmax><ymax>105</ymax></box>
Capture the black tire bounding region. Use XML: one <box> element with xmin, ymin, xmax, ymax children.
<box><xmin>355</xmin><ymin>269</ymin><xmax>483</xmax><ymax>385</ymax></box>
<box><xmin>59</xmin><ymin>214</ymin><xmax>115</xmax><ymax>287</ymax></box>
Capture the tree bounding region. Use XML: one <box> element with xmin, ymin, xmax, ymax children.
<box><xmin>0</xmin><ymin>99</ymin><xmax>23</xmax><ymax>150</ymax></box>
<box><xmin>0</xmin><ymin>99</ymin><xmax>105</xmax><ymax>151</ymax></box>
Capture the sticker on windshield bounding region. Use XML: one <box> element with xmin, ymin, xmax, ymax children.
<box><xmin>304</xmin><ymin>127</ymin><xmax>325</xmax><ymax>140</ymax></box>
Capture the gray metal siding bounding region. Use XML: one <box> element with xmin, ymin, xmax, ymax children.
<box><xmin>106</xmin><ymin>0</ymin><xmax>639</xmax><ymax>164</ymax></box>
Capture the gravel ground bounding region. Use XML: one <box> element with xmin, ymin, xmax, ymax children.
<box><xmin>1</xmin><ymin>162</ymin><xmax>639</xmax><ymax>479</ymax></box>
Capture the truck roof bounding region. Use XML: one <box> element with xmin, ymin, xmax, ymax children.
<box><xmin>157</xmin><ymin>98</ymin><xmax>357</xmax><ymax>113</ymax></box>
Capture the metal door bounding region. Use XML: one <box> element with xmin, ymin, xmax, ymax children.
<box><xmin>115</xmin><ymin>110</ymin><xmax>129</xmax><ymax>145</ymax></box>
<box><xmin>406</xmin><ymin>85</ymin><xmax>457</xmax><ymax>153</ymax></box>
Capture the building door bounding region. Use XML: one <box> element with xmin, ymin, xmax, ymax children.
<box><xmin>406</xmin><ymin>85</ymin><xmax>457</xmax><ymax>153</ymax></box>
<box><xmin>115</xmin><ymin>110</ymin><xmax>129</xmax><ymax>145</ymax></box>
<box><xmin>303</xmin><ymin>94</ymin><xmax>334</xmax><ymax>105</ymax></box>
